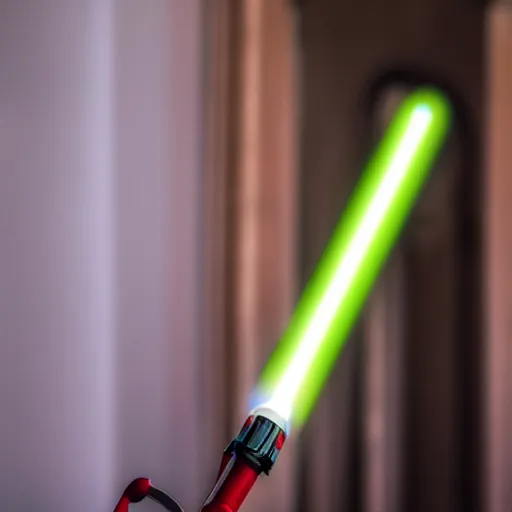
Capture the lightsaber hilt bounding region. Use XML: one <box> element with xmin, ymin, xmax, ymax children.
<box><xmin>200</xmin><ymin>407</ymin><xmax>287</xmax><ymax>512</ymax></box>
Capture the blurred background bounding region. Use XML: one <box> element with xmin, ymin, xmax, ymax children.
<box><xmin>0</xmin><ymin>0</ymin><xmax>511</xmax><ymax>511</ymax></box>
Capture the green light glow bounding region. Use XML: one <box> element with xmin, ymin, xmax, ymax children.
<box><xmin>255</xmin><ymin>88</ymin><xmax>452</xmax><ymax>427</ymax></box>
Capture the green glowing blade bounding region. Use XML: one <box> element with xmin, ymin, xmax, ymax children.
<box><xmin>255</xmin><ymin>88</ymin><xmax>452</xmax><ymax>427</ymax></box>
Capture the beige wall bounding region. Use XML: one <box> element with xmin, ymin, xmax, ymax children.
<box><xmin>0</xmin><ymin>2</ymin><xmax>207</xmax><ymax>510</ymax></box>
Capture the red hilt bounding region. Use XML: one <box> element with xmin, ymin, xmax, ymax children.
<box><xmin>112</xmin><ymin>408</ymin><xmax>286</xmax><ymax>511</ymax></box>
<box><xmin>200</xmin><ymin>456</ymin><xmax>260</xmax><ymax>512</ymax></box>
<box><xmin>200</xmin><ymin>409</ymin><xmax>287</xmax><ymax>512</ymax></box>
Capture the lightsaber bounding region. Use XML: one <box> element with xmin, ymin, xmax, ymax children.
<box><xmin>197</xmin><ymin>87</ymin><xmax>451</xmax><ymax>512</ymax></box>
<box><xmin>254</xmin><ymin>87</ymin><xmax>451</xmax><ymax>427</ymax></box>
<box><xmin>112</xmin><ymin>87</ymin><xmax>451</xmax><ymax>512</ymax></box>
